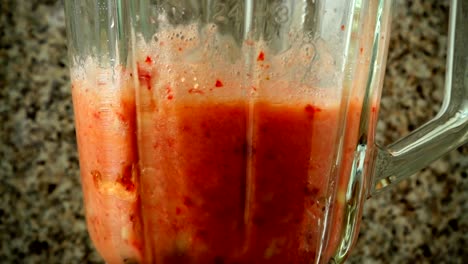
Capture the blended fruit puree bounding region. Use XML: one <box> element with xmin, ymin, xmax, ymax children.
<box><xmin>72</xmin><ymin>27</ymin><xmax>372</xmax><ymax>263</ymax></box>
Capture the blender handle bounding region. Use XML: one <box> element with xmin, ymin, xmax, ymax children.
<box><xmin>371</xmin><ymin>0</ymin><xmax>468</xmax><ymax>194</ymax></box>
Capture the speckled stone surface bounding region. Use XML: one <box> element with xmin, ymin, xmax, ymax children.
<box><xmin>0</xmin><ymin>0</ymin><xmax>466</xmax><ymax>263</ymax></box>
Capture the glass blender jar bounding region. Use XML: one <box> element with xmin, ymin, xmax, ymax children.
<box><xmin>64</xmin><ymin>0</ymin><xmax>467</xmax><ymax>263</ymax></box>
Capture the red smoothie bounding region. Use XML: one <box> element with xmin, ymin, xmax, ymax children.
<box><xmin>72</xmin><ymin>31</ymin><xmax>369</xmax><ymax>263</ymax></box>
<box><xmin>73</xmin><ymin>78</ymin><xmax>362</xmax><ymax>264</ymax></box>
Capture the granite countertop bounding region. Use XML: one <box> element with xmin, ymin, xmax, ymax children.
<box><xmin>1</xmin><ymin>0</ymin><xmax>466</xmax><ymax>263</ymax></box>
